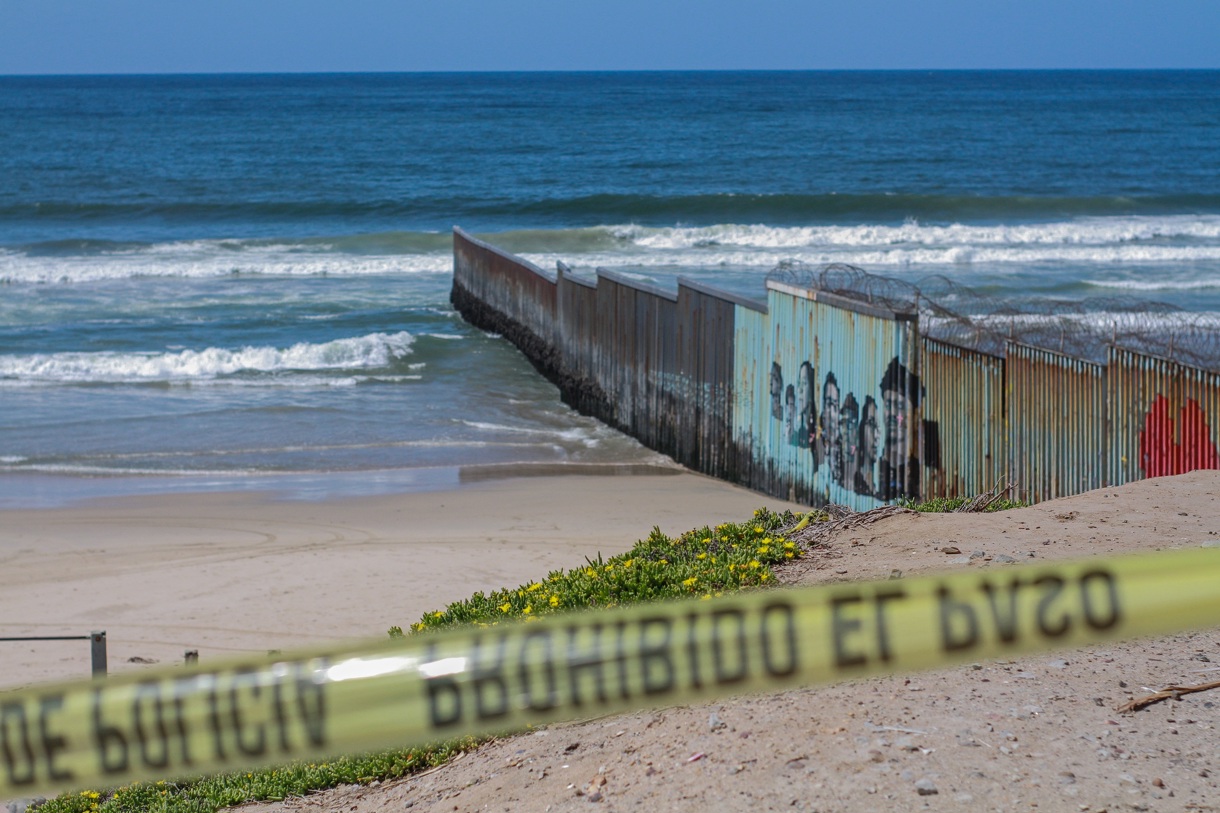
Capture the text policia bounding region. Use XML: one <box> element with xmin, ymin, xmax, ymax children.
<box><xmin>2</xmin><ymin>547</ymin><xmax>1218</xmax><ymax>797</ymax></box>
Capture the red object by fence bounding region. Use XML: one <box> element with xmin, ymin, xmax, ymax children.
<box><xmin>1140</xmin><ymin>396</ymin><xmax>1219</xmax><ymax>477</ymax></box>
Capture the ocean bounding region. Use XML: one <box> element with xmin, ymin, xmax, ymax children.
<box><xmin>2</xmin><ymin>71</ymin><xmax>1219</xmax><ymax>506</ymax></box>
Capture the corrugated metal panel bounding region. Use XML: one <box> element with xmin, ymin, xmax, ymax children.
<box><xmin>674</xmin><ymin>281</ymin><xmax>736</xmax><ymax>479</ymax></box>
<box><xmin>921</xmin><ymin>337</ymin><xmax>1006</xmax><ymax>499</ymax></box>
<box><xmin>1007</xmin><ymin>342</ymin><xmax>1106</xmax><ymax>504</ymax></box>
<box><xmin>453</xmin><ymin>228</ymin><xmax>556</xmax><ymax>346</ymax></box>
<box><xmin>1108</xmin><ymin>345</ymin><xmax>1220</xmax><ymax>486</ymax></box>
<box><xmin>591</xmin><ymin>274</ymin><xmax>621</xmax><ymax>425</ymax></box>
<box><xmin>733</xmin><ymin>281</ymin><xmax>918</xmax><ymax>509</ymax></box>
<box><xmin>619</xmin><ymin>273</ymin><xmax>678</xmax><ymax>449</ymax></box>
<box><xmin>555</xmin><ymin>263</ymin><xmax>601</xmax><ymax>414</ymax></box>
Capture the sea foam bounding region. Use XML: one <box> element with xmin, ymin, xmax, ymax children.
<box><xmin>0</xmin><ymin>331</ymin><xmax>415</xmax><ymax>384</ymax></box>
<box><xmin>612</xmin><ymin>215</ymin><xmax>1220</xmax><ymax>250</ymax></box>
<box><xmin>0</xmin><ymin>241</ymin><xmax>450</xmax><ymax>284</ymax></box>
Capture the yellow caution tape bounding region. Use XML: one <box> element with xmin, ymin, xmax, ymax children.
<box><xmin>2</xmin><ymin>547</ymin><xmax>1219</xmax><ymax>797</ymax></box>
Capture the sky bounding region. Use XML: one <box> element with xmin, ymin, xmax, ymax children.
<box><xmin>1</xmin><ymin>0</ymin><xmax>1217</xmax><ymax>75</ymax></box>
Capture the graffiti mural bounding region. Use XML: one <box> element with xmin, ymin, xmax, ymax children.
<box><xmin>818</xmin><ymin>372</ymin><xmax>841</xmax><ymax>481</ymax></box>
<box><xmin>761</xmin><ymin>353</ymin><xmax>929</xmax><ymax>504</ymax></box>
<box><xmin>855</xmin><ymin>395</ymin><xmax>880</xmax><ymax>496</ymax></box>
<box><xmin>840</xmin><ymin>393</ymin><xmax>860</xmax><ymax>490</ymax></box>
<box><xmin>768</xmin><ymin>359</ymin><xmax>820</xmax><ymax>454</ymax></box>
<box><xmin>1140</xmin><ymin>395</ymin><xmax>1220</xmax><ymax>477</ymax></box>
<box><xmin>732</xmin><ymin>281</ymin><xmax>923</xmax><ymax>509</ymax></box>
<box><xmin>769</xmin><ymin>361</ymin><xmax>783</xmax><ymax>420</ymax></box>
<box><xmin>796</xmin><ymin>361</ymin><xmax>815</xmax><ymax>450</ymax></box>
<box><xmin>878</xmin><ymin>356</ymin><xmax>924</xmax><ymax>501</ymax></box>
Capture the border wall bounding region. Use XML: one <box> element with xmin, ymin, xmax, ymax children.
<box><xmin>451</xmin><ymin>228</ymin><xmax>1220</xmax><ymax>506</ymax></box>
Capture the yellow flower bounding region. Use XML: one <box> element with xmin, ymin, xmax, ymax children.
<box><xmin>701</xmin><ymin>593</ymin><xmax>712</xmax><ymax>600</ymax></box>
<box><xmin>696</xmin><ymin>552</ymin><xmax>707</xmax><ymax>560</ymax></box>
<box><xmin>748</xmin><ymin>560</ymin><xmax>761</xmax><ymax>569</ymax></box>
<box><xmin>783</xmin><ymin>540</ymin><xmax>796</xmax><ymax>549</ymax></box>
<box><xmin>758</xmin><ymin>546</ymin><xmax>770</xmax><ymax>555</ymax></box>
<box><xmin>785</xmin><ymin>552</ymin><xmax>794</xmax><ymax>559</ymax></box>
<box><xmin>527</xmin><ymin>582</ymin><xmax>543</xmax><ymax>592</ymax></box>
<box><xmin>682</xmin><ymin>577</ymin><xmax>698</xmax><ymax>587</ymax></box>
<box><xmin>762</xmin><ymin>537</ymin><xmax>772</xmax><ymax>545</ymax></box>
<box><xmin>701</xmin><ymin>537</ymin><xmax>711</xmax><ymax>544</ymax></box>
<box><xmin>549</xmin><ymin>595</ymin><xmax>560</xmax><ymax>607</ymax></box>
<box><xmin>754</xmin><ymin>526</ymin><xmax>764</xmax><ymax>534</ymax></box>
<box><xmin>523</xmin><ymin>605</ymin><xmax>533</xmax><ymax>614</ymax></box>
<box><xmin>623</xmin><ymin>558</ymin><xmax>634</xmax><ymax>567</ymax></box>
<box><xmin>432</xmin><ymin>611</ymin><xmax>444</xmax><ymax>619</ymax></box>
<box><xmin>761</xmin><ymin>573</ymin><xmax>771</xmax><ymax>581</ymax></box>
<box><xmin>659</xmin><ymin>558</ymin><xmax>668</xmax><ymax>565</ymax></box>
<box><xmin>604</xmin><ymin>564</ymin><xmax>614</xmax><ymax>571</ymax></box>
<box><xmin>499</xmin><ymin>602</ymin><xmax>512</xmax><ymax>613</ymax></box>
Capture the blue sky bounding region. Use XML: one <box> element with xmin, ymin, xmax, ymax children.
<box><xmin>1</xmin><ymin>0</ymin><xmax>1216</xmax><ymax>74</ymax></box>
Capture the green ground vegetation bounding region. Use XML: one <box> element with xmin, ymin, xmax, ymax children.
<box><xmin>898</xmin><ymin>494</ymin><xmax>1025</xmax><ymax>513</ymax></box>
<box><xmin>391</xmin><ymin>506</ymin><xmax>801</xmax><ymax>636</ymax></box>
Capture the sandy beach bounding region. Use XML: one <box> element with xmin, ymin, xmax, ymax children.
<box><xmin>0</xmin><ymin>465</ymin><xmax>805</xmax><ymax>690</ymax></box>
<box><xmin>4</xmin><ymin>467</ymin><xmax>1220</xmax><ymax>811</ymax></box>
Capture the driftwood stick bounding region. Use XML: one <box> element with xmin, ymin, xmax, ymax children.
<box><xmin>1116</xmin><ymin>679</ymin><xmax>1220</xmax><ymax>713</ymax></box>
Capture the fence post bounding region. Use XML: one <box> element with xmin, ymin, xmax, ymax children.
<box><xmin>91</xmin><ymin>630</ymin><xmax>107</xmax><ymax>678</ymax></box>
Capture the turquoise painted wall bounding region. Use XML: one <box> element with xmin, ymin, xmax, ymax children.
<box><xmin>734</xmin><ymin>282</ymin><xmax>917</xmax><ymax>510</ymax></box>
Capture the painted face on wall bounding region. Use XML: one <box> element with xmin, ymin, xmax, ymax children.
<box><xmin>770</xmin><ymin>362</ymin><xmax>783</xmax><ymax>420</ymax></box>
<box><xmin>823</xmin><ymin>380</ymin><xmax>840</xmax><ymax>440</ymax></box>
<box><xmin>784</xmin><ymin>384</ymin><xmax>795</xmax><ymax>437</ymax></box>
<box><xmin>797</xmin><ymin>361</ymin><xmax>815</xmax><ymax>448</ymax></box>
<box><xmin>883</xmin><ymin>387</ymin><xmax>909</xmax><ymax>458</ymax></box>
<box><xmin>859</xmin><ymin>398</ymin><xmax>880</xmax><ymax>461</ymax></box>
<box><xmin>795</xmin><ymin>368</ymin><xmax>808</xmax><ymax>426</ymax></box>
<box><xmin>840</xmin><ymin>393</ymin><xmax>859</xmax><ymax>462</ymax></box>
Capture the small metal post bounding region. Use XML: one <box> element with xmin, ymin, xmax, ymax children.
<box><xmin>90</xmin><ymin>630</ymin><xmax>107</xmax><ymax>678</ymax></box>
<box><xmin>185</xmin><ymin>649</ymin><xmax>199</xmax><ymax>666</ymax></box>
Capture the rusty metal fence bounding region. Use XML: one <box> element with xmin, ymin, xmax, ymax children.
<box><xmin>1006</xmin><ymin>343</ymin><xmax>1107</xmax><ymax>504</ymax></box>
<box><xmin>452</xmin><ymin>228</ymin><xmax>1219</xmax><ymax>506</ymax></box>
<box><xmin>921</xmin><ymin>337</ymin><xmax>1006</xmax><ymax>500</ymax></box>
